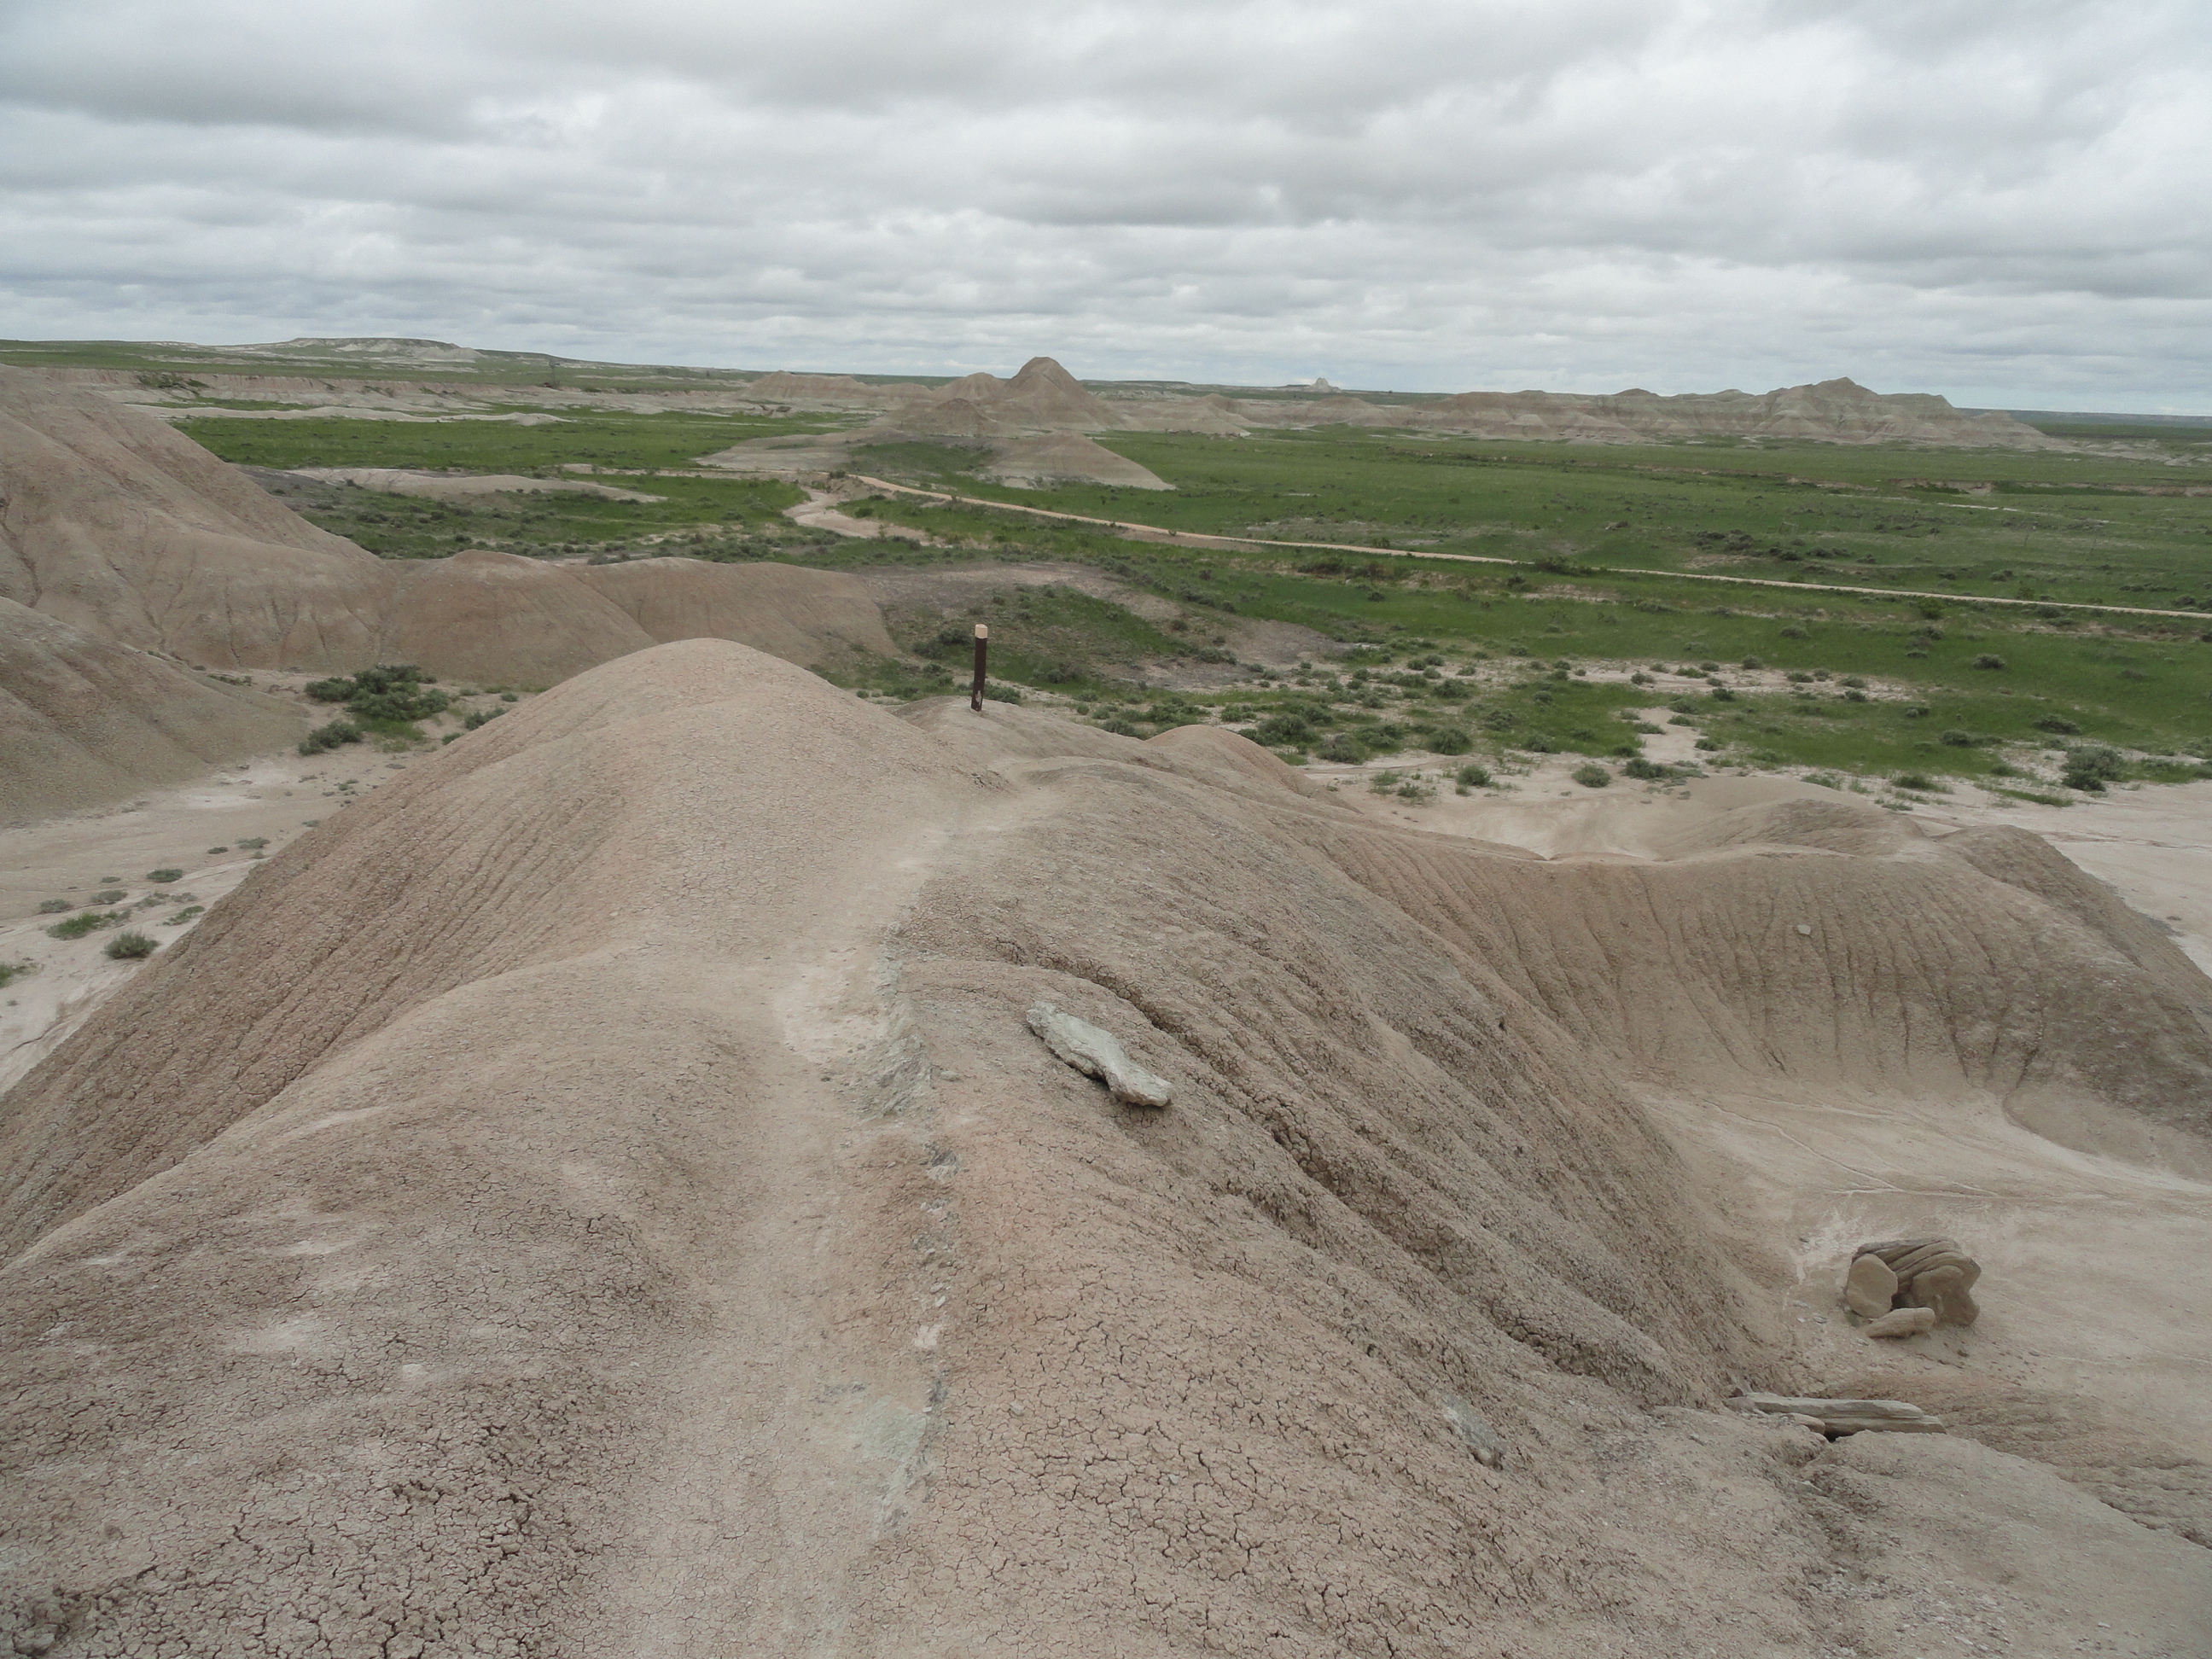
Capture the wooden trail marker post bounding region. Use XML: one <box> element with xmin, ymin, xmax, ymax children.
<box><xmin>970</xmin><ymin>623</ymin><xmax>988</xmax><ymax>712</ymax></box>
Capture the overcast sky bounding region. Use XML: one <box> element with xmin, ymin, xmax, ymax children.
<box><xmin>2</xmin><ymin>0</ymin><xmax>2205</xmax><ymax>408</ymax></box>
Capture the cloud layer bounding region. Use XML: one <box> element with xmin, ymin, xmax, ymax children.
<box><xmin>2</xmin><ymin>0</ymin><xmax>2206</xmax><ymax>407</ymax></box>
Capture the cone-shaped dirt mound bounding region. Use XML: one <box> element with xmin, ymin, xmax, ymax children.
<box><xmin>3</xmin><ymin>646</ymin><xmax>2207</xmax><ymax>1655</ymax></box>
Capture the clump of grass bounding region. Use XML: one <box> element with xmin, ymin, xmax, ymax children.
<box><xmin>2062</xmin><ymin>743</ymin><xmax>2125</xmax><ymax>791</ymax></box>
<box><xmin>104</xmin><ymin>931</ymin><xmax>157</xmax><ymax>960</ymax></box>
<box><xmin>87</xmin><ymin>888</ymin><xmax>126</xmax><ymax>905</ymax></box>
<box><xmin>0</xmin><ymin>959</ymin><xmax>35</xmax><ymax>989</ymax></box>
<box><xmin>47</xmin><ymin>910</ymin><xmax>125</xmax><ymax>940</ymax></box>
<box><xmin>236</xmin><ymin>838</ymin><xmax>267</xmax><ymax>852</ymax></box>
<box><xmin>300</xmin><ymin>719</ymin><xmax>363</xmax><ymax>755</ymax></box>
<box><xmin>1455</xmin><ymin>762</ymin><xmax>1493</xmax><ymax>789</ymax></box>
<box><xmin>165</xmin><ymin>905</ymin><xmax>206</xmax><ymax>925</ymax></box>
<box><xmin>36</xmin><ymin>899</ymin><xmax>72</xmax><ymax>915</ymax></box>
<box><xmin>146</xmin><ymin>866</ymin><xmax>183</xmax><ymax>883</ymax></box>
<box><xmin>1571</xmin><ymin>763</ymin><xmax>1612</xmax><ymax>788</ymax></box>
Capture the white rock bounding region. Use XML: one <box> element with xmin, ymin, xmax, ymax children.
<box><xmin>1027</xmin><ymin>1002</ymin><xmax>1174</xmax><ymax>1107</ymax></box>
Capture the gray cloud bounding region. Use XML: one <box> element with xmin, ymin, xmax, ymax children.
<box><xmin>1</xmin><ymin>0</ymin><xmax>2205</xmax><ymax>407</ymax></box>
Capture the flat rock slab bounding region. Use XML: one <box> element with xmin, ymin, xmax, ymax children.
<box><xmin>1027</xmin><ymin>1002</ymin><xmax>1173</xmax><ymax>1108</ymax></box>
<box><xmin>1736</xmin><ymin>1394</ymin><xmax>1946</xmax><ymax>1434</ymax></box>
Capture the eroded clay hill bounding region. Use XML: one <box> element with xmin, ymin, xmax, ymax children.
<box><xmin>3</xmin><ymin>642</ymin><xmax>2205</xmax><ymax>1656</ymax></box>
<box><xmin>0</xmin><ymin>597</ymin><xmax>304</xmax><ymax>818</ymax></box>
<box><xmin>0</xmin><ymin>369</ymin><xmax>896</xmax><ymax>803</ymax></box>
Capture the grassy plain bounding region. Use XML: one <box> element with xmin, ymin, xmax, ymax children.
<box><xmin>184</xmin><ymin>413</ymin><xmax>815</xmax><ymax>556</ymax></box>
<box><xmin>180</xmin><ymin>405</ymin><xmax>2212</xmax><ymax>793</ymax></box>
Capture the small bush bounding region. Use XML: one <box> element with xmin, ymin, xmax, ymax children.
<box><xmin>1100</xmin><ymin>718</ymin><xmax>1140</xmax><ymax>736</ymax></box>
<box><xmin>1971</xmin><ymin>654</ymin><xmax>2007</xmax><ymax>671</ymax></box>
<box><xmin>1892</xmin><ymin>772</ymin><xmax>1942</xmax><ymax>793</ymax></box>
<box><xmin>1709</xmin><ymin>686</ymin><xmax>1738</xmax><ymax>702</ymax></box>
<box><xmin>36</xmin><ymin>899</ymin><xmax>72</xmax><ymax>914</ymax></box>
<box><xmin>104</xmin><ymin>931</ymin><xmax>157</xmax><ymax>960</ymax></box>
<box><xmin>1369</xmin><ymin>770</ymin><xmax>1400</xmax><ymax>795</ymax></box>
<box><xmin>981</xmin><ymin>684</ymin><xmax>1023</xmax><ymax>704</ymax></box>
<box><xmin>1621</xmin><ymin>756</ymin><xmax>1668</xmax><ymax>781</ymax></box>
<box><xmin>146</xmin><ymin>867</ymin><xmax>183</xmax><ymax>883</ymax></box>
<box><xmin>300</xmin><ymin>719</ymin><xmax>363</xmax><ymax>755</ymax></box>
<box><xmin>1520</xmin><ymin>736</ymin><xmax>1557</xmax><ymax>754</ymax></box>
<box><xmin>1842</xmin><ymin>689</ymin><xmax>1868</xmax><ymax>703</ymax></box>
<box><xmin>1778</xmin><ymin>625</ymin><xmax>1808</xmax><ymax>639</ymax></box>
<box><xmin>1318</xmin><ymin>733</ymin><xmax>1370</xmax><ymax>763</ymax></box>
<box><xmin>1455</xmin><ymin>762</ymin><xmax>1492</xmax><ymax>788</ymax></box>
<box><xmin>47</xmin><ymin>910</ymin><xmax>125</xmax><ymax>940</ymax></box>
<box><xmin>2034</xmin><ymin>715</ymin><xmax>2081</xmax><ymax>735</ymax></box>
<box><xmin>1570</xmin><ymin>763</ymin><xmax>1611</xmax><ymax>789</ymax></box>
<box><xmin>164</xmin><ymin>906</ymin><xmax>206</xmax><ymax>925</ymax></box>
<box><xmin>2063</xmin><ymin>744</ymin><xmax>2125</xmax><ymax>791</ymax></box>
<box><xmin>1740</xmin><ymin>655</ymin><xmax>1764</xmax><ymax>669</ymax></box>
<box><xmin>1425</xmin><ymin>726</ymin><xmax>1473</xmax><ymax>755</ymax></box>
<box><xmin>1939</xmin><ymin>730</ymin><xmax>1978</xmax><ymax>747</ymax></box>
<box><xmin>1694</xmin><ymin>737</ymin><xmax>1722</xmax><ymax>751</ymax></box>
<box><xmin>88</xmin><ymin>889</ymin><xmax>126</xmax><ymax>905</ymax></box>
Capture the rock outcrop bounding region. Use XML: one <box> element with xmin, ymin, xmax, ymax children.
<box><xmin>1847</xmin><ymin>1237</ymin><xmax>1983</xmax><ymax>1328</ymax></box>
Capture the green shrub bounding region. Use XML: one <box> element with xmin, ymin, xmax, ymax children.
<box><xmin>1425</xmin><ymin>726</ymin><xmax>1473</xmax><ymax>755</ymax></box>
<box><xmin>1694</xmin><ymin>737</ymin><xmax>1722</xmax><ymax>751</ymax></box>
<box><xmin>1454</xmin><ymin>762</ymin><xmax>1492</xmax><ymax>788</ymax></box>
<box><xmin>88</xmin><ymin>889</ymin><xmax>125</xmax><ymax>905</ymax></box>
<box><xmin>1621</xmin><ymin>757</ymin><xmax>1668</xmax><ymax>780</ymax></box>
<box><xmin>1318</xmin><ymin>733</ymin><xmax>1370</xmax><ymax>763</ymax></box>
<box><xmin>146</xmin><ymin>867</ymin><xmax>183</xmax><ymax>883</ymax></box>
<box><xmin>462</xmin><ymin>707</ymin><xmax>507</xmax><ymax>731</ymax></box>
<box><xmin>2062</xmin><ymin>744</ymin><xmax>2124</xmax><ymax>791</ymax></box>
<box><xmin>981</xmin><ymin>684</ymin><xmax>1023</xmax><ymax>704</ymax></box>
<box><xmin>1253</xmin><ymin>713</ymin><xmax>1312</xmax><ymax>746</ymax></box>
<box><xmin>2034</xmin><ymin>715</ymin><xmax>2081</xmax><ymax>735</ymax></box>
<box><xmin>235</xmin><ymin>838</ymin><xmax>267</xmax><ymax>851</ymax></box>
<box><xmin>1571</xmin><ymin>763</ymin><xmax>1611</xmax><ymax>789</ymax></box>
<box><xmin>306</xmin><ymin>664</ymin><xmax>451</xmax><ymax>724</ymax></box>
<box><xmin>36</xmin><ymin>899</ymin><xmax>72</xmax><ymax>914</ymax></box>
<box><xmin>104</xmin><ymin>931</ymin><xmax>157</xmax><ymax>960</ymax></box>
<box><xmin>1101</xmin><ymin>718</ymin><xmax>1139</xmax><ymax>736</ymax></box>
<box><xmin>1740</xmin><ymin>656</ymin><xmax>1763</xmax><ymax>669</ymax></box>
<box><xmin>1892</xmin><ymin>772</ymin><xmax>1943</xmax><ymax>792</ymax></box>
<box><xmin>1971</xmin><ymin>654</ymin><xmax>2007</xmax><ymax>671</ymax></box>
<box><xmin>1369</xmin><ymin>769</ymin><xmax>1400</xmax><ymax>794</ymax></box>
<box><xmin>1939</xmin><ymin>730</ymin><xmax>1977</xmax><ymax>747</ymax></box>
<box><xmin>164</xmin><ymin>906</ymin><xmax>206</xmax><ymax>925</ymax></box>
<box><xmin>0</xmin><ymin>959</ymin><xmax>33</xmax><ymax>989</ymax></box>
<box><xmin>47</xmin><ymin>910</ymin><xmax>125</xmax><ymax>940</ymax></box>
<box><xmin>300</xmin><ymin>719</ymin><xmax>363</xmax><ymax>754</ymax></box>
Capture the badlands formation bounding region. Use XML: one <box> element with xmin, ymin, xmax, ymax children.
<box><xmin>0</xmin><ymin>350</ymin><xmax>2207</xmax><ymax>1656</ymax></box>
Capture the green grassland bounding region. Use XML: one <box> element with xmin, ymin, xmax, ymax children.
<box><xmin>847</xmin><ymin>427</ymin><xmax>2212</xmax><ymax>614</ymax></box>
<box><xmin>174</xmin><ymin>404</ymin><xmax>2212</xmax><ymax>793</ymax></box>
<box><xmin>183</xmin><ymin>411</ymin><xmax>827</xmax><ymax>556</ymax></box>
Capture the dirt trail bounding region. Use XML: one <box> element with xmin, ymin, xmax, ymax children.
<box><xmin>850</xmin><ymin>474</ymin><xmax>2205</xmax><ymax>621</ymax></box>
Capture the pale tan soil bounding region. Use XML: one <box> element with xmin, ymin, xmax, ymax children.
<box><xmin>2</xmin><ymin>645</ymin><xmax>2207</xmax><ymax>1655</ymax></box>
<box><xmin>1333</xmin><ymin>768</ymin><xmax>2212</xmax><ymax>1539</ymax></box>
<box><xmin>0</xmin><ymin>746</ymin><xmax>403</xmax><ymax>1091</ymax></box>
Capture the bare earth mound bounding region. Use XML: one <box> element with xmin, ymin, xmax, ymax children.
<box><xmin>0</xmin><ymin>597</ymin><xmax>304</xmax><ymax>820</ymax></box>
<box><xmin>0</xmin><ymin>366</ymin><xmax>393</xmax><ymax>669</ymax></box>
<box><xmin>3</xmin><ymin>647</ymin><xmax>2205</xmax><ymax>1656</ymax></box>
